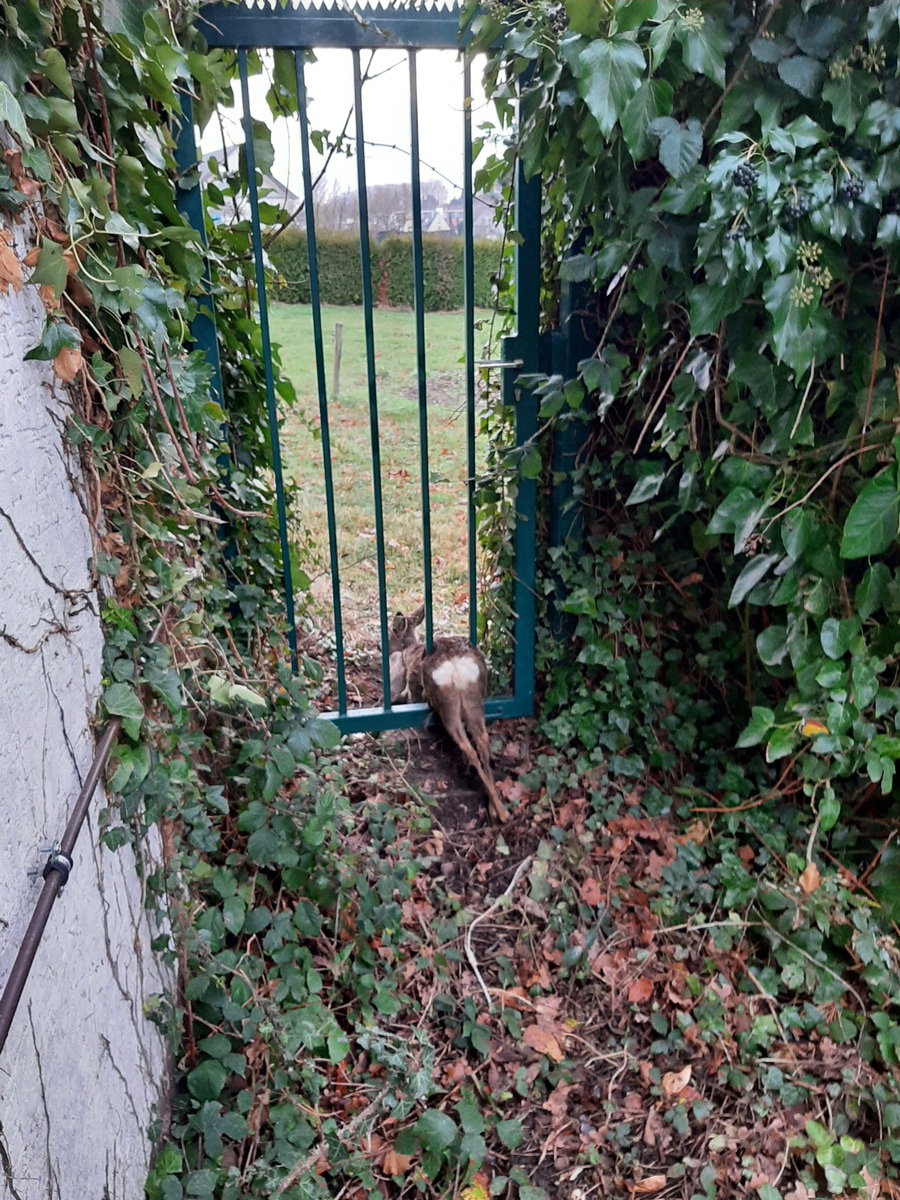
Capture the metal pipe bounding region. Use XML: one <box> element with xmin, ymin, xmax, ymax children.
<box><xmin>0</xmin><ymin>613</ymin><xmax>168</xmax><ymax>1056</ymax></box>
<box><xmin>408</xmin><ymin>50</ymin><xmax>434</xmax><ymax>655</ymax></box>
<box><xmin>295</xmin><ymin>50</ymin><xmax>348</xmax><ymax>714</ymax></box>
<box><xmin>463</xmin><ymin>53</ymin><xmax>478</xmax><ymax>647</ymax></box>
<box><xmin>352</xmin><ymin>47</ymin><xmax>392</xmax><ymax>707</ymax></box>
<box><xmin>238</xmin><ymin>49</ymin><xmax>299</xmax><ymax>673</ymax></box>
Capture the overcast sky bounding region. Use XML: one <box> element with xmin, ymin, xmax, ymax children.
<box><xmin>200</xmin><ymin>48</ymin><xmax>495</xmax><ymax>200</ymax></box>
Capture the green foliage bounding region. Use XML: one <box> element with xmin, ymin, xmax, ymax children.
<box><xmin>470</xmin><ymin>0</ymin><xmax>900</xmax><ymax>819</ymax></box>
<box><xmin>268</xmin><ymin>228</ymin><xmax>498</xmax><ymax>309</ymax></box>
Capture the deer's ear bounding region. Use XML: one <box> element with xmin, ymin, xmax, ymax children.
<box><xmin>409</xmin><ymin>604</ymin><xmax>425</xmax><ymax>628</ymax></box>
<box><xmin>391</xmin><ymin>612</ymin><xmax>407</xmax><ymax>637</ymax></box>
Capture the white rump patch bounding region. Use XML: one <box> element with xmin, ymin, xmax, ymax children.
<box><xmin>430</xmin><ymin>656</ymin><xmax>481</xmax><ymax>690</ymax></box>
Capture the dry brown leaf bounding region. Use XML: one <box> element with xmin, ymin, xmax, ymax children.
<box><xmin>631</xmin><ymin>1174</ymin><xmax>667</xmax><ymax>1194</ymax></box>
<box><xmin>627</xmin><ymin>977</ymin><xmax>654</xmax><ymax>1004</ymax></box>
<box><xmin>521</xmin><ymin>1024</ymin><xmax>563</xmax><ymax>1062</ymax></box>
<box><xmin>382</xmin><ymin>1147</ymin><xmax>414</xmax><ymax>1177</ymax></box>
<box><xmin>23</xmin><ymin>246</ymin><xmax>41</xmax><ymax>267</ymax></box>
<box><xmin>37</xmin><ymin>283</ymin><xmax>58</xmax><ymax>313</ymax></box>
<box><xmin>541</xmin><ymin>1081</ymin><xmax>572</xmax><ymax>1125</ymax></box>
<box><xmin>661</xmin><ymin>1066</ymin><xmax>691</xmax><ymax>1097</ymax></box>
<box><xmin>53</xmin><ymin>346</ymin><xmax>82</xmax><ymax>382</ymax></box>
<box><xmin>0</xmin><ymin>234</ymin><xmax>22</xmax><ymax>294</ymax></box>
<box><xmin>676</xmin><ymin>819</ymin><xmax>707</xmax><ymax>846</ymax></box>
<box><xmin>799</xmin><ymin>861</ymin><xmax>821</xmax><ymax>895</ymax></box>
<box><xmin>580</xmin><ymin>877</ymin><xmax>602</xmax><ymax>906</ymax></box>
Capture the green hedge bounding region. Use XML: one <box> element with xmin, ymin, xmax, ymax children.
<box><xmin>269</xmin><ymin>229</ymin><xmax>498</xmax><ymax>310</ymax></box>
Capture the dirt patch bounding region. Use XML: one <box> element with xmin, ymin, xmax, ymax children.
<box><xmin>402</xmin><ymin>368</ymin><xmax>466</xmax><ymax>411</ymax></box>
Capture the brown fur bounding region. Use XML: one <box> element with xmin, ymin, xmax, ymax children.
<box><xmin>389</xmin><ymin>606</ymin><xmax>508</xmax><ymax>824</ymax></box>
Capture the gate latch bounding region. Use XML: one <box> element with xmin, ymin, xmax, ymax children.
<box><xmin>474</xmin><ymin>359</ymin><xmax>524</xmax><ymax>370</ymax></box>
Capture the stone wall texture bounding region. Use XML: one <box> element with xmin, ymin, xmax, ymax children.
<box><xmin>0</xmin><ymin>213</ymin><xmax>170</xmax><ymax>1199</ymax></box>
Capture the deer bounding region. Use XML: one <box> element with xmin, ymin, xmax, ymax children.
<box><xmin>388</xmin><ymin>604</ymin><xmax>509</xmax><ymax>825</ymax></box>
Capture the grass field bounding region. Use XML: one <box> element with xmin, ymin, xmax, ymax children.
<box><xmin>270</xmin><ymin>303</ymin><xmax>495</xmax><ymax>647</ymax></box>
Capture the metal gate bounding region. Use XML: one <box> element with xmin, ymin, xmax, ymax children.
<box><xmin>178</xmin><ymin>0</ymin><xmax>540</xmax><ymax>733</ymax></box>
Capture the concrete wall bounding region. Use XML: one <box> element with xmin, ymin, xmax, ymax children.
<box><xmin>0</xmin><ymin>213</ymin><xmax>170</xmax><ymax>1199</ymax></box>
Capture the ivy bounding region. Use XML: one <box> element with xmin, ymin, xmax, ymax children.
<box><xmin>469</xmin><ymin>0</ymin><xmax>900</xmax><ymax>819</ymax></box>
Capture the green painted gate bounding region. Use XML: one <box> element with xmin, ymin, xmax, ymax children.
<box><xmin>177</xmin><ymin>1</ymin><xmax>540</xmax><ymax>733</ymax></box>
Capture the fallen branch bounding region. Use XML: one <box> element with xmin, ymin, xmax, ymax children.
<box><xmin>465</xmin><ymin>856</ymin><xmax>533</xmax><ymax>1011</ymax></box>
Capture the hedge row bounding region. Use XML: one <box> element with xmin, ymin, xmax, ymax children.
<box><xmin>268</xmin><ymin>230</ymin><xmax>499</xmax><ymax>310</ymax></box>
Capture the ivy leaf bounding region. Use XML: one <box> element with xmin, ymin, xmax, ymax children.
<box><xmin>766</xmin><ymin>725</ymin><xmax>796</xmax><ymax>762</ymax></box>
<box><xmin>23</xmin><ymin>318</ymin><xmax>81</xmax><ymax>362</ymax></box>
<box><xmin>622</xmin><ymin>80</ymin><xmax>674</xmax><ymax>162</ymax></box>
<box><xmin>777</xmin><ymin>56</ymin><xmax>825</xmax><ymax>99</ymax></box>
<box><xmin>564</xmin><ymin>0</ymin><xmax>606</xmax><ymax>36</ymax></box>
<box><xmin>823</xmin><ymin>71</ymin><xmax>877</xmax><ymax>133</ymax></box>
<box><xmin>840</xmin><ymin>473</ymin><xmax>900</xmax><ymax>559</ymax></box>
<box><xmin>29</xmin><ymin>241</ymin><xmax>68</xmax><ymax>298</ymax></box>
<box><xmin>186</xmin><ymin>1059</ymin><xmax>227</xmax><ymax>1102</ymax></box>
<box><xmin>674</xmin><ymin>15</ymin><xmax>730</xmax><ymax>86</ymax></box>
<box><xmin>626</xmin><ymin>465</ymin><xmax>667</xmax><ymax>505</ymax></box>
<box><xmin>868</xmin><ymin>0</ymin><xmax>900</xmax><ymax>43</ymax></box>
<box><xmin>103</xmin><ymin>682</ymin><xmax>144</xmax><ymax>721</ymax></box>
<box><xmin>574</xmin><ymin>38</ymin><xmax>645</xmax><ymax>139</ymax></box>
<box><xmin>729</xmin><ymin>553</ymin><xmax>781</xmax><ymax>607</ymax></box>
<box><xmin>222</xmin><ymin>895</ymin><xmax>246</xmax><ymax>934</ymax></box>
<box><xmin>783</xmin><ymin>114</ymin><xmax>828</xmax><ymax>148</ymax></box>
<box><xmin>649</xmin><ymin>116</ymin><xmax>703</xmax><ymax>180</ymax></box>
<box><xmin>414</xmin><ymin>1110</ymin><xmax>458</xmax><ymax>1153</ymax></box>
<box><xmin>496</xmin><ymin>1118</ymin><xmax>524</xmax><ymax>1149</ymax></box>
<box><xmin>0</xmin><ymin>81</ymin><xmax>33</xmax><ymax>147</ymax></box>
<box><xmin>100</xmin><ymin>0</ymin><xmax>154</xmax><ymax>43</ymax></box>
<box><xmin>763</xmin><ymin>271</ymin><xmax>830</xmax><ymax>379</ymax></box>
<box><xmin>877</xmin><ymin>213</ymin><xmax>900</xmax><ymax>247</ymax></box>
<box><xmin>737</xmin><ymin>706</ymin><xmax>775</xmax><ymax>748</ymax></box>
<box><xmin>757</xmin><ymin>625</ymin><xmax>789</xmax><ymax>668</ymax></box>
<box><xmin>856</xmin><ymin>562</ymin><xmax>891</xmax><ymax>619</ymax></box>
<box><xmin>818</xmin><ymin>794</ymin><xmax>841</xmax><ymax>832</ymax></box>
<box><xmin>689</xmin><ymin>275</ymin><xmax>747</xmax><ymax>334</ymax></box>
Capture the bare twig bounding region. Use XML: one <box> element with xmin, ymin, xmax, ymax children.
<box><xmin>465</xmin><ymin>856</ymin><xmax>533</xmax><ymax>1011</ymax></box>
<box><xmin>633</xmin><ymin>338</ymin><xmax>696</xmax><ymax>453</ymax></box>
<box><xmin>275</xmin><ymin>1085</ymin><xmax>390</xmax><ymax>1196</ymax></box>
<box><xmin>859</xmin><ymin>258</ymin><xmax>891</xmax><ymax>451</ymax></box>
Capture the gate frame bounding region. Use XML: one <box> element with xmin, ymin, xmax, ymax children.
<box><xmin>177</xmin><ymin>1</ymin><xmax>540</xmax><ymax>732</ymax></box>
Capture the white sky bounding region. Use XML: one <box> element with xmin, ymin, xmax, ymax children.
<box><xmin>200</xmin><ymin>49</ymin><xmax>496</xmax><ymax>199</ymax></box>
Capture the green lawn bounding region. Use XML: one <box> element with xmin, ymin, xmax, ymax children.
<box><xmin>270</xmin><ymin>303</ymin><xmax>494</xmax><ymax>643</ymax></box>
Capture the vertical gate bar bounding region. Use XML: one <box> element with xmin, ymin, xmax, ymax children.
<box><xmin>408</xmin><ymin>50</ymin><xmax>433</xmax><ymax>654</ymax></box>
<box><xmin>462</xmin><ymin>53</ymin><xmax>477</xmax><ymax>647</ymax></box>
<box><xmin>295</xmin><ymin>51</ymin><xmax>347</xmax><ymax>714</ymax></box>
<box><xmin>238</xmin><ymin>51</ymin><xmax>299</xmax><ymax>672</ymax></box>
<box><xmin>352</xmin><ymin>48</ymin><xmax>392</xmax><ymax>706</ymax></box>
<box><xmin>511</xmin><ymin>155</ymin><xmax>541</xmax><ymax>715</ymax></box>
<box><xmin>173</xmin><ymin>89</ymin><xmax>224</xmax><ymax>410</ymax></box>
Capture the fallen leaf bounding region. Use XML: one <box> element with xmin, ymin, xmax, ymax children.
<box><xmin>53</xmin><ymin>346</ymin><xmax>82</xmax><ymax>382</ymax></box>
<box><xmin>580</xmin><ymin>877</ymin><xmax>602</xmax><ymax>906</ymax></box>
<box><xmin>460</xmin><ymin>1180</ymin><xmax>489</xmax><ymax>1200</ymax></box>
<box><xmin>382</xmin><ymin>1147</ymin><xmax>414</xmax><ymax>1177</ymax></box>
<box><xmin>799</xmin><ymin>862</ymin><xmax>821</xmax><ymax>895</ymax></box>
<box><xmin>631</xmin><ymin>1175</ymin><xmax>667</xmax><ymax>1194</ymax></box>
<box><xmin>676</xmin><ymin>819</ymin><xmax>707</xmax><ymax>846</ymax></box>
<box><xmin>661</xmin><ymin>1066</ymin><xmax>691</xmax><ymax>1097</ymax></box>
<box><xmin>0</xmin><ymin>233</ymin><xmax>22</xmax><ymax>294</ymax></box>
<box><xmin>23</xmin><ymin>246</ymin><xmax>40</xmax><ymax>267</ymax></box>
<box><xmin>627</xmin><ymin>977</ymin><xmax>654</xmax><ymax>1004</ymax></box>
<box><xmin>542</xmin><ymin>1081</ymin><xmax>572</xmax><ymax>1125</ymax></box>
<box><xmin>521</xmin><ymin>1024</ymin><xmax>563</xmax><ymax>1062</ymax></box>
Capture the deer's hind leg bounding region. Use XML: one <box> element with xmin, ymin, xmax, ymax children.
<box><xmin>432</xmin><ymin>689</ymin><xmax>506</xmax><ymax>824</ymax></box>
<box><xmin>461</xmin><ymin>693</ymin><xmax>508</xmax><ymax>824</ymax></box>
